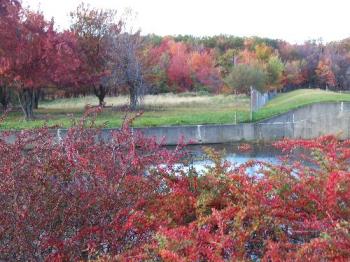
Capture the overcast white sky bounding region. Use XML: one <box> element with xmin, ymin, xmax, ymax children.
<box><xmin>23</xmin><ymin>0</ymin><xmax>350</xmax><ymax>44</ymax></box>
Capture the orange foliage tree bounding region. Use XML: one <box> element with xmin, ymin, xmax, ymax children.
<box><xmin>315</xmin><ymin>58</ymin><xmax>337</xmax><ymax>89</ymax></box>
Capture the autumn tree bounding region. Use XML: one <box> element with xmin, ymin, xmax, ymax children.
<box><xmin>277</xmin><ymin>41</ymin><xmax>297</xmax><ymax>61</ymax></box>
<box><xmin>0</xmin><ymin>0</ymin><xmax>19</xmax><ymax>110</ymax></box>
<box><xmin>0</xmin><ymin>8</ymin><xmax>47</xmax><ymax>119</ymax></box>
<box><xmin>144</xmin><ymin>38</ymin><xmax>193</xmax><ymax>93</ymax></box>
<box><xmin>282</xmin><ymin>60</ymin><xmax>306</xmax><ymax>88</ymax></box>
<box><xmin>324</xmin><ymin>45</ymin><xmax>350</xmax><ymax>90</ymax></box>
<box><xmin>167</xmin><ymin>40</ymin><xmax>193</xmax><ymax>91</ymax></box>
<box><xmin>109</xmin><ymin>31</ymin><xmax>148</xmax><ymax>110</ymax></box>
<box><xmin>189</xmin><ymin>50</ymin><xmax>222</xmax><ymax>92</ymax></box>
<box><xmin>255</xmin><ymin>43</ymin><xmax>273</xmax><ymax>62</ymax></box>
<box><xmin>145</xmin><ymin>42</ymin><xmax>170</xmax><ymax>93</ymax></box>
<box><xmin>295</xmin><ymin>40</ymin><xmax>323</xmax><ymax>87</ymax></box>
<box><xmin>70</xmin><ymin>3</ymin><xmax>122</xmax><ymax>106</ymax></box>
<box><xmin>315</xmin><ymin>57</ymin><xmax>336</xmax><ymax>89</ymax></box>
<box><xmin>0</xmin><ymin>1</ymin><xmax>82</xmax><ymax>119</ymax></box>
<box><xmin>237</xmin><ymin>46</ymin><xmax>257</xmax><ymax>65</ymax></box>
<box><xmin>146</xmin><ymin>38</ymin><xmax>223</xmax><ymax>93</ymax></box>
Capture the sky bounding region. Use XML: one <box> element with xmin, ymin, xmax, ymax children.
<box><xmin>23</xmin><ymin>0</ymin><xmax>350</xmax><ymax>44</ymax></box>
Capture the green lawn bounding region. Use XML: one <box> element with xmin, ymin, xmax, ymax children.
<box><xmin>0</xmin><ymin>93</ymin><xmax>250</xmax><ymax>129</ymax></box>
<box><xmin>1</xmin><ymin>89</ymin><xmax>350</xmax><ymax>129</ymax></box>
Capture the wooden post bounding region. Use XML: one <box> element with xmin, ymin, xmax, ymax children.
<box><xmin>234</xmin><ymin>90</ymin><xmax>237</xmax><ymax>124</ymax></box>
<box><xmin>250</xmin><ymin>86</ymin><xmax>253</xmax><ymax>121</ymax></box>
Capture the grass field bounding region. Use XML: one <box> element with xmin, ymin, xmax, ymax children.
<box><xmin>0</xmin><ymin>93</ymin><xmax>250</xmax><ymax>129</ymax></box>
<box><xmin>1</xmin><ymin>89</ymin><xmax>350</xmax><ymax>129</ymax></box>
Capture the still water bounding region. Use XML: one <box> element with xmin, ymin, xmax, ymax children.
<box><xmin>170</xmin><ymin>142</ymin><xmax>282</xmax><ymax>174</ymax></box>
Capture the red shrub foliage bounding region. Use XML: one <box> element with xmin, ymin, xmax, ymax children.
<box><xmin>238</xmin><ymin>143</ymin><xmax>253</xmax><ymax>153</ymax></box>
<box><xmin>1</xmin><ymin>113</ymin><xmax>349</xmax><ymax>261</ymax></box>
<box><xmin>149</xmin><ymin>136</ymin><xmax>350</xmax><ymax>261</ymax></box>
<box><xmin>0</xmin><ymin>114</ymin><xmax>184</xmax><ymax>261</ymax></box>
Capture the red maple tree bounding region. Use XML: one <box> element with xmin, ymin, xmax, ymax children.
<box><xmin>0</xmin><ymin>2</ymin><xmax>81</xmax><ymax>119</ymax></box>
<box><xmin>70</xmin><ymin>3</ymin><xmax>122</xmax><ymax>106</ymax></box>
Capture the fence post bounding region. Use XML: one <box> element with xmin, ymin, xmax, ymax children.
<box><xmin>250</xmin><ymin>86</ymin><xmax>253</xmax><ymax>121</ymax></box>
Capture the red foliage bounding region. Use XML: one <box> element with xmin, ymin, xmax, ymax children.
<box><xmin>0</xmin><ymin>111</ymin><xmax>349</xmax><ymax>261</ymax></box>
<box><xmin>148</xmin><ymin>135</ymin><xmax>350</xmax><ymax>261</ymax></box>
<box><xmin>0</xmin><ymin>6</ymin><xmax>80</xmax><ymax>91</ymax></box>
<box><xmin>0</xmin><ymin>114</ymin><xmax>184</xmax><ymax>260</ymax></box>
<box><xmin>149</xmin><ymin>38</ymin><xmax>223</xmax><ymax>92</ymax></box>
<box><xmin>166</xmin><ymin>40</ymin><xmax>193</xmax><ymax>91</ymax></box>
<box><xmin>44</xmin><ymin>29</ymin><xmax>82</xmax><ymax>87</ymax></box>
<box><xmin>316</xmin><ymin>58</ymin><xmax>337</xmax><ymax>88</ymax></box>
<box><xmin>189</xmin><ymin>50</ymin><xmax>223</xmax><ymax>92</ymax></box>
<box><xmin>282</xmin><ymin>60</ymin><xmax>306</xmax><ymax>86</ymax></box>
<box><xmin>0</xmin><ymin>2</ymin><xmax>82</xmax><ymax>119</ymax></box>
<box><xmin>238</xmin><ymin>143</ymin><xmax>253</xmax><ymax>153</ymax></box>
<box><xmin>69</xmin><ymin>4</ymin><xmax>122</xmax><ymax>89</ymax></box>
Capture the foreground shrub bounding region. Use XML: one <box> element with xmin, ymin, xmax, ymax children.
<box><xmin>149</xmin><ymin>136</ymin><xmax>350</xmax><ymax>261</ymax></box>
<box><xmin>0</xmin><ymin>115</ymin><xmax>184</xmax><ymax>261</ymax></box>
<box><xmin>0</xmin><ymin>112</ymin><xmax>349</xmax><ymax>261</ymax></box>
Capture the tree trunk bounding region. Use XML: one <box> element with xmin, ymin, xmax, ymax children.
<box><xmin>18</xmin><ymin>89</ymin><xmax>35</xmax><ymax>120</ymax></box>
<box><xmin>94</xmin><ymin>85</ymin><xmax>107</xmax><ymax>107</ymax></box>
<box><xmin>33</xmin><ymin>89</ymin><xmax>41</xmax><ymax>109</ymax></box>
<box><xmin>129</xmin><ymin>85</ymin><xmax>138</xmax><ymax>111</ymax></box>
<box><xmin>0</xmin><ymin>86</ymin><xmax>10</xmax><ymax>110</ymax></box>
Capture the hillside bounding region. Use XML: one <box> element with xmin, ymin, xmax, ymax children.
<box><xmin>254</xmin><ymin>89</ymin><xmax>350</xmax><ymax>121</ymax></box>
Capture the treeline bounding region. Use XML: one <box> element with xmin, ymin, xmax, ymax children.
<box><xmin>1</xmin><ymin>0</ymin><xmax>350</xmax><ymax>120</ymax></box>
<box><xmin>144</xmin><ymin>34</ymin><xmax>350</xmax><ymax>94</ymax></box>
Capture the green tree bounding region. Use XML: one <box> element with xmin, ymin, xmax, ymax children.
<box><xmin>225</xmin><ymin>64</ymin><xmax>267</xmax><ymax>94</ymax></box>
<box><xmin>216</xmin><ymin>49</ymin><xmax>238</xmax><ymax>76</ymax></box>
<box><xmin>266</xmin><ymin>56</ymin><xmax>284</xmax><ymax>90</ymax></box>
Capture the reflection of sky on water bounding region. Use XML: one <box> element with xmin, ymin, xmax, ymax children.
<box><xmin>177</xmin><ymin>156</ymin><xmax>279</xmax><ymax>175</ymax></box>
<box><xmin>171</xmin><ymin>142</ymin><xmax>282</xmax><ymax>175</ymax></box>
<box><xmin>192</xmin><ymin>156</ymin><xmax>279</xmax><ymax>174</ymax></box>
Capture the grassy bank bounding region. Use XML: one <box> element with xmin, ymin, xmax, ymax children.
<box><xmin>253</xmin><ymin>89</ymin><xmax>350</xmax><ymax>121</ymax></box>
<box><xmin>1</xmin><ymin>89</ymin><xmax>350</xmax><ymax>129</ymax></box>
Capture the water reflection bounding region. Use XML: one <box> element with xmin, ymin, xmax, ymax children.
<box><xmin>169</xmin><ymin>142</ymin><xmax>282</xmax><ymax>174</ymax></box>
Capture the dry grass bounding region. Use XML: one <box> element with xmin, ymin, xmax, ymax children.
<box><xmin>41</xmin><ymin>93</ymin><xmax>246</xmax><ymax>110</ymax></box>
<box><xmin>0</xmin><ymin>92</ymin><xmax>249</xmax><ymax>130</ymax></box>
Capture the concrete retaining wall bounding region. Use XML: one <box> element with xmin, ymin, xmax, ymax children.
<box><xmin>131</xmin><ymin>102</ymin><xmax>350</xmax><ymax>145</ymax></box>
<box><xmin>3</xmin><ymin>102</ymin><xmax>350</xmax><ymax>145</ymax></box>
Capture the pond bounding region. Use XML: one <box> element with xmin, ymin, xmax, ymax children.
<box><xmin>169</xmin><ymin>142</ymin><xmax>282</xmax><ymax>174</ymax></box>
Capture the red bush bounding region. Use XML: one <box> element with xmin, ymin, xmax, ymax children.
<box><xmin>238</xmin><ymin>143</ymin><xmax>253</xmax><ymax>153</ymax></box>
<box><xmin>1</xmin><ymin>114</ymin><xmax>349</xmax><ymax>261</ymax></box>
<box><xmin>149</xmin><ymin>136</ymin><xmax>350</xmax><ymax>261</ymax></box>
<box><xmin>0</xmin><ymin>115</ymin><xmax>184</xmax><ymax>261</ymax></box>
